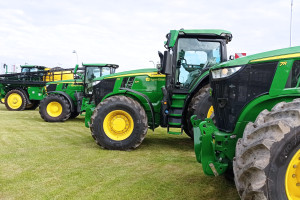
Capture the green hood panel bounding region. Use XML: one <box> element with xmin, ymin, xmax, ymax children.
<box><xmin>212</xmin><ymin>46</ymin><xmax>300</xmax><ymax>69</ymax></box>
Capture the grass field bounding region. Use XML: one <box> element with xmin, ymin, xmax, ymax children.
<box><xmin>0</xmin><ymin>104</ymin><xmax>239</xmax><ymax>200</ymax></box>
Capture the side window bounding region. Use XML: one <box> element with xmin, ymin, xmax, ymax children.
<box><xmin>286</xmin><ymin>60</ymin><xmax>300</xmax><ymax>88</ymax></box>
<box><xmin>102</xmin><ymin>67</ymin><xmax>111</xmax><ymax>76</ymax></box>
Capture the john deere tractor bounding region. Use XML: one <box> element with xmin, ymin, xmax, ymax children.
<box><xmin>191</xmin><ymin>46</ymin><xmax>300</xmax><ymax>199</ymax></box>
<box><xmin>39</xmin><ymin>63</ymin><xmax>118</xmax><ymax>122</ymax></box>
<box><xmin>81</xmin><ymin>29</ymin><xmax>232</xmax><ymax>150</ymax></box>
<box><xmin>0</xmin><ymin>65</ymin><xmax>74</xmax><ymax>111</ymax></box>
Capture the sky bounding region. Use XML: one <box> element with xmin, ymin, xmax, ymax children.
<box><xmin>0</xmin><ymin>0</ymin><xmax>299</xmax><ymax>73</ymax></box>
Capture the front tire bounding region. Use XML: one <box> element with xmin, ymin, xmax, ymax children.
<box><xmin>185</xmin><ymin>85</ymin><xmax>213</xmax><ymax>138</ymax></box>
<box><xmin>233</xmin><ymin>99</ymin><xmax>300</xmax><ymax>200</ymax></box>
<box><xmin>39</xmin><ymin>94</ymin><xmax>71</xmax><ymax>122</ymax></box>
<box><xmin>90</xmin><ymin>96</ymin><xmax>148</xmax><ymax>150</ymax></box>
<box><xmin>4</xmin><ymin>89</ymin><xmax>27</xmax><ymax>111</ymax></box>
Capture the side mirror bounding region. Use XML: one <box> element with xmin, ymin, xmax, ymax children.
<box><xmin>229</xmin><ymin>55</ymin><xmax>235</xmax><ymax>60</ymax></box>
<box><xmin>161</xmin><ymin>51</ymin><xmax>172</xmax><ymax>75</ymax></box>
<box><xmin>158</xmin><ymin>51</ymin><xmax>164</xmax><ymax>65</ymax></box>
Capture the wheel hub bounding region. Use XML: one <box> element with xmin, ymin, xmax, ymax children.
<box><xmin>285</xmin><ymin>149</ymin><xmax>300</xmax><ymax>199</ymax></box>
<box><xmin>111</xmin><ymin>115</ymin><xmax>128</xmax><ymax>132</ymax></box>
<box><xmin>46</xmin><ymin>101</ymin><xmax>63</xmax><ymax>117</ymax></box>
<box><xmin>7</xmin><ymin>93</ymin><xmax>22</xmax><ymax>109</ymax></box>
<box><xmin>103</xmin><ymin>110</ymin><xmax>134</xmax><ymax>141</ymax></box>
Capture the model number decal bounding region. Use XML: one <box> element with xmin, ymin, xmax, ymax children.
<box><xmin>279</xmin><ymin>62</ymin><xmax>287</xmax><ymax>66</ymax></box>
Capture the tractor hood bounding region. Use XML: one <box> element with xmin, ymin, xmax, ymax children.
<box><xmin>93</xmin><ymin>68</ymin><xmax>164</xmax><ymax>81</ymax></box>
<box><xmin>212</xmin><ymin>46</ymin><xmax>300</xmax><ymax>70</ymax></box>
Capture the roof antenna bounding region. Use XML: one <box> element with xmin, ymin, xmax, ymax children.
<box><xmin>290</xmin><ymin>0</ymin><xmax>293</xmax><ymax>47</ymax></box>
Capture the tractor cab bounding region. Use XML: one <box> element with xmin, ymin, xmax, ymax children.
<box><xmin>20</xmin><ymin>65</ymin><xmax>46</xmax><ymax>73</ymax></box>
<box><xmin>82</xmin><ymin>63</ymin><xmax>119</xmax><ymax>96</ymax></box>
<box><xmin>159</xmin><ymin>29</ymin><xmax>232</xmax><ymax>135</ymax></box>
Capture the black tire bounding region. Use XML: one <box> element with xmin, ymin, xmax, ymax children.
<box><xmin>4</xmin><ymin>89</ymin><xmax>27</xmax><ymax>111</ymax></box>
<box><xmin>25</xmin><ymin>100</ymin><xmax>40</xmax><ymax>110</ymax></box>
<box><xmin>233</xmin><ymin>99</ymin><xmax>300</xmax><ymax>200</ymax></box>
<box><xmin>39</xmin><ymin>94</ymin><xmax>71</xmax><ymax>122</ymax></box>
<box><xmin>69</xmin><ymin>111</ymin><xmax>80</xmax><ymax>119</ymax></box>
<box><xmin>184</xmin><ymin>84</ymin><xmax>212</xmax><ymax>138</ymax></box>
<box><xmin>90</xmin><ymin>96</ymin><xmax>148</xmax><ymax>150</ymax></box>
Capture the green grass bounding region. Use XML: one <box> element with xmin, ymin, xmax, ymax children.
<box><xmin>0</xmin><ymin>104</ymin><xmax>239</xmax><ymax>200</ymax></box>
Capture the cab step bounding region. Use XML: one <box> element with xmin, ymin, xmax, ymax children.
<box><xmin>168</xmin><ymin>131</ymin><xmax>182</xmax><ymax>135</ymax></box>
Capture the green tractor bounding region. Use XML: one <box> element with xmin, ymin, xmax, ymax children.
<box><xmin>39</xmin><ymin>63</ymin><xmax>118</xmax><ymax>122</ymax></box>
<box><xmin>191</xmin><ymin>46</ymin><xmax>300</xmax><ymax>199</ymax></box>
<box><xmin>0</xmin><ymin>65</ymin><xmax>74</xmax><ymax>111</ymax></box>
<box><xmin>81</xmin><ymin>29</ymin><xmax>232</xmax><ymax>150</ymax></box>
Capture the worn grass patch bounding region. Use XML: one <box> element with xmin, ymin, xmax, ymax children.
<box><xmin>0</xmin><ymin>104</ymin><xmax>239</xmax><ymax>199</ymax></box>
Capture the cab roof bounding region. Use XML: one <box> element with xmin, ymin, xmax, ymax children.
<box><xmin>167</xmin><ymin>29</ymin><xmax>232</xmax><ymax>48</ymax></box>
<box><xmin>82</xmin><ymin>63</ymin><xmax>119</xmax><ymax>68</ymax></box>
<box><xmin>20</xmin><ymin>65</ymin><xmax>46</xmax><ymax>68</ymax></box>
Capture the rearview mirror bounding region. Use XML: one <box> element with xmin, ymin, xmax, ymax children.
<box><xmin>161</xmin><ymin>51</ymin><xmax>172</xmax><ymax>75</ymax></box>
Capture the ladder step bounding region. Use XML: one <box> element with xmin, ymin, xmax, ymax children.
<box><xmin>168</xmin><ymin>122</ymin><xmax>181</xmax><ymax>126</ymax></box>
<box><xmin>168</xmin><ymin>131</ymin><xmax>182</xmax><ymax>135</ymax></box>
<box><xmin>171</xmin><ymin>104</ymin><xmax>184</xmax><ymax>108</ymax></box>
<box><xmin>169</xmin><ymin>113</ymin><xmax>182</xmax><ymax>117</ymax></box>
<box><xmin>172</xmin><ymin>94</ymin><xmax>187</xmax><ymax>100</ymax></box>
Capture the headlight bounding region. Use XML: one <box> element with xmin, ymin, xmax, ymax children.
<box><xmin>92</xmin><ymin>81</ymin><xmax>100</xmax><ymax>86</ymax></box>
<box><xmin>211</xmin><ymin>66</ymin><xmax>242</xmax><ymax>79</ymax></box>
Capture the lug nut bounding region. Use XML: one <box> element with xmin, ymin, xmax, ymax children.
<box><xmin>292</xmin><ymin>174</ymin><xmax>296</xmax><ymax>178</ymax></box>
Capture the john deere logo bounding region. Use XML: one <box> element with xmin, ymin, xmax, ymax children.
<box><xmin>146</xmin><ymin>78</ymin><xmax>150</xmax><ymax>81</ymax></box>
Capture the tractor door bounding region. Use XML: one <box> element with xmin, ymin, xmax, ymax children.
<box><xmin>83</xmin><ymin>66</ymin><xmax>117</xmax><ymax>97</ymax></box>
<box><xmin>163</xmin><ymin>38</ymin><xmax>223</xmax><ymax>134</ymax></box>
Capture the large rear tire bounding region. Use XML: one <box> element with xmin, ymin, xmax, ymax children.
<box><xmin>185</xmin><ymin>84</ymin><xmax>213</xmax><ymax>138</ymax></box>
<box><xmin>4</xmin><ymin>89</ymin><xmax>27</xmax><ymax>111</ymax></box>
<box><xmin>39</xmin><ymin>94</ymin><xmax>71</xmax><ymax>122</ymax></box>
<box><xmin>233</xmin><ymin>99</ymin><xmax>300</xmax><ymax>200</ymax></box>
<box><xmin>90</xmin><ymin>96</ymin><xmax>148</xmax><ymax>150</ymax></box>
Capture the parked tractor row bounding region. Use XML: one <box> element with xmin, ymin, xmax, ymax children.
<box><xmin>1</xmin><ymin>28</ymin><xmax>299</xmax><ymax>200</ymax></box>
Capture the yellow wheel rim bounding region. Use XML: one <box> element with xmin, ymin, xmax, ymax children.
<box><xmin>285</xmin><ymin>149</ymin><xmax>300</xmax><ymax>199</ymax></box>
<box><xmin>103</xmin><ymin>110</ymin><xmax>134</xmax><ymax>141</ymax></box>
<box><xmin>7</xmin><ymin>93</ymin><xmax>23</xmax><ymax>109</ymax></box>
<box><xmin>46</xmin><ymin>101</ymin><xmax>63</xmax><ymax>117</ymax></box>
<box><xmin>1</xmin><ymin>98</ymin><xmax>5</xmax><ymax>103</ymax></box>
<box><xmin>207</xmin><ymin>106</ymin><xmax>214</xmax><ymax>118</ymax></box>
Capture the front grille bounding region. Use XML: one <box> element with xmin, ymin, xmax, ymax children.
<box><xmin>93</xmin><ymin>78</ymin><xmax>116</xmax><ymax>105</ymax></box>
<box><xmin>211</xmin><ymin>62</ymin><xmax>278</xmax><ymax>132</ymax></box>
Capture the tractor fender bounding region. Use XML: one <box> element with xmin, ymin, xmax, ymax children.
<box><xmin>119</xmin><ymin>88</ymin><xmax>155</xmax><ymax>131</ymax></box>
<box><xmin>47</xmin><ymin>91</ymin><xmax>75</xmax><ymax>112</ymax></box>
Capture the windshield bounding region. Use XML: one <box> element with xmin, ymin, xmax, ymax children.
<box><xmin>176</xmin><ymin>38</ymin><xmax>221</xmax><ymax>88</ymax></box>
<box><xmin>21</xmin><ymin>67</ymin><xmax>39</xmax><ymax>73</ymax></box>
<box><xmin>21</xmin><ymin>68</ymin><xmax>30</xmax><ymax>73</ymax></box>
